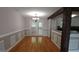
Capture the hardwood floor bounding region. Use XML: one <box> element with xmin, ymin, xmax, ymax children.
<box><xmin>10</xmin><ymin>36</ymin><xmax>60</xmax><ymax>52</ymax></box>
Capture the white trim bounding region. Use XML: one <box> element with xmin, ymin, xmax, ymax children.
<box><xmin>52</xmin><ymin>30</ymin><xmax>61</xmax><ymax>36</ymax></box>
<box><xmin>51</xmin><ymin>40</ymin><xmax>60</xmax><ymax>49</ymax></box>
<box><xmin>7</xmin><ymin>37</ymin><xmax>24</xmax><ymax>52</ymax></box>
<box><xmin>0</xmin><ymin>29</ymin><xmax>25</xmax><ymax>38</ymax></box>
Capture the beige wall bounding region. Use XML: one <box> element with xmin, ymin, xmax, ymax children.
<box><xmin>0</xmin><ymin>7</ymin><xmax>26</xmax><ymax>36</ymax></box>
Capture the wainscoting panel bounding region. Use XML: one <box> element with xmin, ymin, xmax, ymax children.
<box><xmin>0</xmin><ymin>29</ymin><xmax>26</xmax><ymax>52</ymax></box>
<box><xmin>10</xmin><ymin>34</ymin><xmax>17</xmax><ymax>46</ymax></box>
<box><xmin>0</xmin><ymin>40</ymin><xmax>5</xmax><ymax>52</ymax></box>
<box><xmin>3</xmin><ymin>36</ymin><xmax>11</xmax><ymax>50</ymax></box>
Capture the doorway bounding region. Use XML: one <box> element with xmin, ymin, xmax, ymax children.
<box><xmin>31</xmin><ymin>19</ymin><xmax>43</xmax><ymax>36</ymax></box>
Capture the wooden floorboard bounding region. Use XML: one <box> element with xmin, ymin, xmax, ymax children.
<box><xmin>10</xmin><ymin>36</ymin><xmax>60</xmax><ymax>52</ymax></box>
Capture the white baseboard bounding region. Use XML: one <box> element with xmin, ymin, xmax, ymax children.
<box><xmin>51</xmin><ymin>40</ymin><xmax>60</xmax><ymax>49</ymax></box>
<box><xmin>7</xmin><ymin>36</ymin><xmax>24</xmax><ymax>52</ymax></box>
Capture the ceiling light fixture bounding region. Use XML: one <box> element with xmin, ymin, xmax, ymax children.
<box><xmin>32</xmin><ymin>17</ymin><xmax>39</xmax><ymax>20</ymax></box>
<box><xmin>32</xmin><ymin>14</ymin><xmax>40</xmax><ymax>22</ymax></box>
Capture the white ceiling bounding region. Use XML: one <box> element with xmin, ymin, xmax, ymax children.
<box><xmin>13</xmin><ymin>7</ymin><xmax>61</xmax><ymax>19</ymax></box>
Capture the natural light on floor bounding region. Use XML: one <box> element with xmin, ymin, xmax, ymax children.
<box><xmin>32</xmin><ymin>37</ymin><xmax>42</xmax><ymax>44</ymax></box>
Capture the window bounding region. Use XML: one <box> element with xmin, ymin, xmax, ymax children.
<box><xmin>39</xmin><ymin>22</ymin><xmax>42</xmax><ymax>27</ymax></box>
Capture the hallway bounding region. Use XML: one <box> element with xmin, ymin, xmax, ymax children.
<box><xmin>10</xmin><ymin>36</ymin><xmax>60</xmax><ymax>52</ymax></box>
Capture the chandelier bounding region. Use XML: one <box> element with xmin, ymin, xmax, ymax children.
<box><xmin>32</xmin><ymin>13</ymin><xmax>40</xmax><ymax>22</ymax></box>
